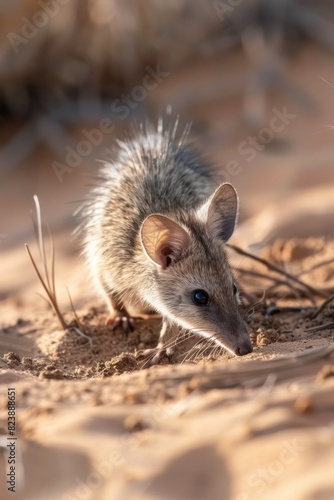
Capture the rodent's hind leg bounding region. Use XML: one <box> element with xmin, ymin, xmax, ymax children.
<box><xmin>106</xmin><ymin>294</ymin><xmax>135</xmax><ymax>338</ymax></box>
<box><xmin>141</xmin><ymin>320</ymin><xmax>177</xmax><ymax>367</ymax></box>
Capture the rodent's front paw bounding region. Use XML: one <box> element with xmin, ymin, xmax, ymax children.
<box><xmin>106</xmin><ymin>314</ymin><xmax>135</xmax><ymax>337</ymax></box>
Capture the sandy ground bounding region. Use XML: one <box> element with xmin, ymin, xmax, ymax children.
<box><xmin>1</xmin><ymin>44</ymin><xmax>334</xmax><ymax>499</ymax></box>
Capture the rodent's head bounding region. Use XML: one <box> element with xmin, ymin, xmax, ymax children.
<box><xmin>140</xmin><ymin>183</ymin><xmax>252</xmax><ymax>357</ymax></box>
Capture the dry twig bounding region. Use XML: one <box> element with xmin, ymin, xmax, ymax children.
<box><xmin>25</xmin><ymin>196</ymin><xmax>93</xmax><ymax>348</ymax></box>
<box><xmin>298</xmin><ymin>257</ymin><xmax>334</xmax><ymax>277</ymax></box>
<box><xmin>311</xmin><ymin>294</ymin><xmax>334</xmax><ymax>319</ymax></box>
<box><xmin>305</xmin><ymin>322</ymin><xmax>334</xmax><ymax>333</ymax></box>
<box><xmin>153</xmin><ymin>344</ymin><xmax>334</xmax><ymax>385</ymax></box>
<box><xmin>228</xmin><ymin>244</ymin><xmax>328</xmax><ymax>299</ymax></box>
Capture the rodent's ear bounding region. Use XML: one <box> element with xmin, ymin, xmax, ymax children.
<box><xmin>204</xmin><ymin>183</ymin><xmax>239</xmax><ymax>242</ymax></box>
<box><xmin>140</xmin><ymin>214</ymin><xmax>190</xmax><ymax>269</ymax></box>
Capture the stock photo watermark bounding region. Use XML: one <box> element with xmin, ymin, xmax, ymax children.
<box><xmin>52</xmin><ymin>64</ymin><xmax>170</xmax><ymax>182</ymax></box>
<box><xmin>7</xmin><ymin>0</ymin><xmax>71</xmax><ymax>54</ymax></box>
<box><xmin>61</xmin><ymin>399</ymin><xmax>186</xmax><ymax>500</ymax></box>
<box><xmin>220</xmin><ymin>106</ymin><xmax>297</xmax><ymax>183</ymax></box>
<box><xmin>237</xmin><ymin>439</ymin><xmax>306</xmax><ymax>500</ymax></box>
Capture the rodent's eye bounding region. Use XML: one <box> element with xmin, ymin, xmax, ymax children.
<box><xmin>192</xmin><ymin>289</ymin><xmax>210</xmax><ymax>306</ymax></box>
<box><xmin>233</xmin><ymin>283</ymin><xmax>238</xmax><ymax>295</ymax></box>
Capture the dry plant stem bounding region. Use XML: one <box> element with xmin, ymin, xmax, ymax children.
<box><xmin>311</xmin><ymin>294</ymin><xmax>334</xmax><ymax>319</ymax></box>
<box><xmin>27</xmin><ymin>195</ymin><xmax>66</xmax><ymax>329</ymax></box>
<box><xmin>71</xmin><ymin>327</ymin><xmax>93</xmax><ymax>349</ymax></box>
<box><xmin>66</xmin><ymin>287</ymin><xmax>93</xmax><ymax>348</ymax></box>
<box><xmin>228</xmin><ymin>244</ymin><xmax>327</xmax><ymax>299</ymax></box>
<box><xmin>47</xmin><ymin>223</ymin><xmax>56</xmax><ymax>298</ymax></box>
<box><xmin>237</xmin><ymin>267</ymin><xmax>286</xmax><ymax>285</ymax></box>
<box><xmin>265</xmin><ymin>281</ymin><xmax>307</xmax><ymax>303</ymax></box>
<box><xmin>298</xmin><ymin>257</ymin><xmax>334</xmax><ymax>277</ymax></box>
<box><xmin>34</xmin><ymin>196</ymin><xmax>53</xmax><ymax>294</ymax></box>
<box><xmin>154</xmin><ymin>344</ymin><xmax>334</xmax><ymax>384</ymax></box>
<box><xmin>25</xmin><ymin>244</ymin><xmax>67</xmax><ymax>330</ymax></box>
<box><xmin>26</xmin><ymin>196</ymin><xmax>93</xmax><ymax>349</ymax></box>
<box><xmin>266</xmin><ymin>306</ymin><xmax>307</xmax><ymax>316</ymax></box>
<box><xmin>236</xmin><ymin>267</ymin><xmax>310</xmax><ymax>298</ymax></box>
<box><xmin>305</xmin><ymin>322</ymin><xmax>334</xmax><ymax>333</ymax></box>
<box><xmin>66</xmin><ymin>286</ymin><xmax>83</xmax><ymax>329</ymax></box>
<box><xmin>239</xmin><ymin>287</ymin><xmax>259</xmax><ymax>305</ymax></box>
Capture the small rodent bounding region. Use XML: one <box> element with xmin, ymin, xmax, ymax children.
<box><xmin>83</xmin><ymin>122</ymin><xmax>252</xmax><ymax>363</ymax></box>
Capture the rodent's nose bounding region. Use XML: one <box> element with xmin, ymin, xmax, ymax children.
<box><xmin>235</xmin><ymin>340</ymin><xmax>253</xmax><ymax>356</ymax></box>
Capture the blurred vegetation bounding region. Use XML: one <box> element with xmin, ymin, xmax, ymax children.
<box><xmin>1</xmin><ymin>0</ymin><xmax>334</xmax><ymax>122</ymax></box>
<box><xmin>0</xmin><ymin>0</ymin><xmax>223</xmax><ymax>120</ymax></box>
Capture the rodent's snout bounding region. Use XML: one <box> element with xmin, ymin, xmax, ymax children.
<box><xmin>234</xmin><ymin>339</ymin><xmax>253</xmax><ymax>356</ymax></box>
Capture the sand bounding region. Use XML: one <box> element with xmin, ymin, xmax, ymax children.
<box><xmin>1</xmin><ymin>43</ymin><xmax>334</xmax><ymax>500</ymax></box>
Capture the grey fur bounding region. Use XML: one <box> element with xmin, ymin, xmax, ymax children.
<box><xmin>82</xmin><ymin>122</ymin><xmax>252</xmax><ymax>359</ymax></box>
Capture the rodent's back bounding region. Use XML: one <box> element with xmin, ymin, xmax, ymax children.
<box><xmin>84</xmin><ymin>130</ymin><xmax>216</xmax><ymax>258</ymax></box>
<box><xmin>105</xmin><ymin>132</ymin><xmax>214</xmax><ymax>212</ymax></box>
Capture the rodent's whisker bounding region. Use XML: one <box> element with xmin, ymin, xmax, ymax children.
<box><xmin>160</xmin><ymin>330</ymin><xmax>198</xmax><ymax>351</ymax></box>
<box><xmin>182</xmin><ymin>331</ymin><xmax>223</xmax><ymax>364</ymax></box>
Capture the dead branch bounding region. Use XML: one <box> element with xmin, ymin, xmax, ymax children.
<box><xmin>228</xmin><ymin>244</ymin><xmax>328</xmax><ymax>299</ymax></box>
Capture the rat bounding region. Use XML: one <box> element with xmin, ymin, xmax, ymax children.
<box><xmin>82</xmin><ymin>122</ymin><xmax>253</xmax><ymax>364</ymax></box>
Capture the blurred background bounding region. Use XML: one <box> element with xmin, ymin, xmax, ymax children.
<box><xmin>1</xmin><ymin>0</ymin><xmax>334</xmax><ymax>305</ymax></box>
<box><xmin>1</xmin><ymin>5</ymin><xmax>334</xmax><ymax>499</ymax></box>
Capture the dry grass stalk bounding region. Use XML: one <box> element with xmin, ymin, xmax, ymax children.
<box><xmin>297</xmin><ymin>256</ymin><xmax>334</xmax><ymax>277</ymax></box>
<box><xmin>25</xmin><ymin>195</ymin><xmax>92</xmax><ymax>348</ymax></box>
<box><xmin>305</xmin><ymin>323</ymin><xmax>334</xmax><ymax>333</ymax></box>
<box><xmin>311</xmin><ymin>294</ymin><xmax>334</xmax><ymax>319</ymax></box>
<box><xmin>228</xmin><ymin>244</ymin><xmax>328</xmax><ymax>300</ymax></box>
